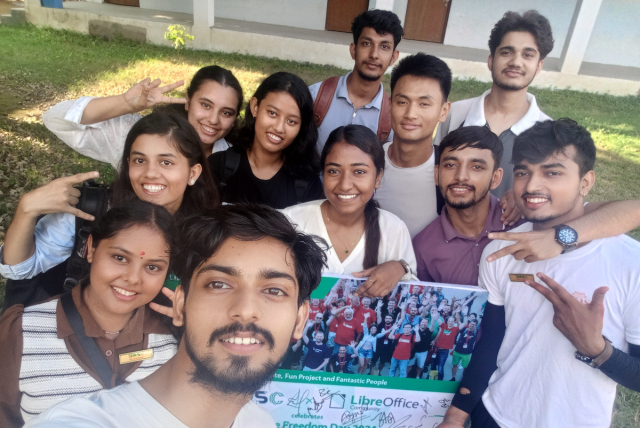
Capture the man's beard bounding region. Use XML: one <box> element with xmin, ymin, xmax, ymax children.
<box><xmin>492</xmin><ymin>66</ymin><xmax>537</xmax><ymax>91</ymax></box>
<box><xmin>356</xmin><ymin>67</ymin><xmax>382</xmax><ymax>82</ymax></box>
<box><xmin>183</xmin><ymin>318</ymin><xmax>283</xmax><ymax>396</ymax></box>
<box><xmin>441</xmin><ymin>182</ymin><xmax>490</xmax><ymax>210</ymax></box>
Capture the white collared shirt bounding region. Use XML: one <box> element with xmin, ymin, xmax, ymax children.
<box><xmin>462</xmin><ymin>89</ymin><xmax>549</xmax><ymax>136</ymax></box>
<box><xmin>460</xmin><ymin>89</ymin><xmax>551</xmax><ymax>198</ymax></box>
<box><xmin>437</xmin><ymin>89</ymin><xmax>551</xmax><ymax>197</ymax></box>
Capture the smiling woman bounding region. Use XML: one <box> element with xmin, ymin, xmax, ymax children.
<box><xmin>42</xmin><ymin>65</ymin><xmax>244</xmax><ymax>169</ymax></box>
<box><xmin>208</xmin><ymin>72</ymin><xmax>324</xmax><ymax>209</ymax></box>
<box><xmin>0</xmin><ymin>201</ymin><xmax>178</xmax><ymax>427</ymax></box>
<box><xmin>0</xmin><ymin>109</ymin><xmax>217</xmax><ymax>305</ymax></box>
<box><xmin>282</xmin><ymin>125</ymin><xmax>417</xmax><ymax>298</ymax></box>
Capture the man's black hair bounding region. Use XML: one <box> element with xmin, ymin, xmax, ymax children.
<box><xmin>390</xmin><ymin>53</ymin><xmax>452</xmax><ymax>101</ymax></box>
<box><xmin>437</xmin><ymin>126</ymin><xmax>504</xmax><ymax>171</ymax></box>
<box><xmin>512</xmin><ymin>119</ymin><xmax>596</xmax><ymax>177</ymax></box>
<box><xmin>173</xmin><ymin>204</ymin><xmax>327</xmax><ymax>306</ymax></box>
<box><xmin>352</xmin><ymin>9</ymin><xmax>404</xmax><ymax>49</ymax></box>
<box><xmin>488</xmin><ymin>10</ymin><xmax>554</xmax><ymax>60</ymax></box>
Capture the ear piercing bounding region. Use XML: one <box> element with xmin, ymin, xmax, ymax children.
<box><xmin>189</xmin><ymin>179</ymin><xmax>195</xmax><ymax>185</ymax></box>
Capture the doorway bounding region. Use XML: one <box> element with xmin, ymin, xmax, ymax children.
<box><xmin>325</xmin><ymin>0</ymin><xmax>369</xmax><ymax>33</ymax></box>
<box><xmin>403</xmin><ymin>0</ymin><xmax>452</xmax><ymax>43</ymax></box>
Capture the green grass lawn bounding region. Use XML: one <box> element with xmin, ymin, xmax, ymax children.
<box><xmin>0</xmin><ymin>24</ymin><xmax>639</xmax><ymax>427</ymax></box>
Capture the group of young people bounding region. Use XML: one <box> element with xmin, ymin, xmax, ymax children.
<box><xmin>285</xmin><ymin>278</ymin><xmax>481</xmax><ymax>383</ymax></box>
<box><xmin>0</xmin><ymin>6</ymin><xmax>638</xmax><ymax>428</ymax></box>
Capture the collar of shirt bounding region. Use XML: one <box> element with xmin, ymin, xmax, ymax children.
<box><xmin>464</xmin><ymin>89</ymin><xmax>544</xmax><ymax>136</ymax></box>
<box><xmin>439</xmin><ymin>194</ymin><xmax>505</xmax><ymax>243</ymax></box>
<box><xmin>56</xmin><ymin>285</ymin><xmax>152</xmax><ymax>349</ymax></box>
<box><xmin>336</xmin><ymin>71</ymin><xmax>386</xmax><ymax>111</ymax></box>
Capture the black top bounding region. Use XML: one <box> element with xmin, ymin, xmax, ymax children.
<box><xmin>208</xmin><ymin>146</ymin><xmax>324</xmax><ymax>209</ymax></box>
<box><xmin>413</xmin><ymin>327</ymin><xmax>434</xmax><ymax>353</ymax></box>
<box><xmin>454</xmin><ymin>327</ymin><xmax>478</xmax><ymax>355</ymax></box>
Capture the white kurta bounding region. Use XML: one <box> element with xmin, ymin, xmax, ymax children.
<box><xmin>282</xmin><ymin>200</ymin><xmax>417</xmax><ymax>279</ymax></box>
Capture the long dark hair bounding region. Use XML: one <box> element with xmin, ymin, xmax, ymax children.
<box><xmin>233</xmin><ymin>72</ymin><xmax>320</xmax><ymax>179</ymax></box>
<box><xmin>110</xmin><ymin>108</ymin><xmax>219</xmax><ymax>219</ymax></box>
<box><xmin>321</xmin><ymin>125</ymin><xmax>384</xmax><ymax>269</ymax></box>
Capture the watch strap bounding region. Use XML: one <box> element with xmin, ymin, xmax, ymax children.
<box><xmin>592</xmin><ymin>338</ymin><xmax>614</xmax><ymax>367</ymax></box>
<box><xmin>575</xmin><ymin>336</ymin><xmax>613</xmax><ymax>368</ymax></box>
<box><xmin>398</xmin><ymin>259</ymin><xmax>411</xmax><ymax>276</ymax></box>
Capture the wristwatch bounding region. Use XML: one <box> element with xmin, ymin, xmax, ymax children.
<box><xmin>553</xmin><ymin>224</ymin><xmax>579</xmax><ymax>254</ymax></box>
<box><xmin>575</xmin><ymin>336</ymin><xmax>613</xmax><ymax>368</ymax></box>
<box><xmin>398</xmin><ymin>259</ymin><xmax>412</xmax><ymax>276</ymax></box>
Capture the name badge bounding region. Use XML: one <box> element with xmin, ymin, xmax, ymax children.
<box><xmin>384</xmin><ymin>340</ymin><xmax>389</xmax><ymax>345</ymax></box>
<box><xmin>509</xmin><ymin>273</ymin><xmax>535</xmax><ymax>282</ymax></box>
<box><xmin>119</xmin><ymin>349</ymin><xmax>153</xmax><ymax>364</ymax></box>
<box><xmin>463</xmin><ymin>344</ymin><xmax>468</xmax><ymax>349</ymax></box>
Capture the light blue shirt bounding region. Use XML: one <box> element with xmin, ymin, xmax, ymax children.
<box><xmin>0</xmin><ymin>212</ymin><xmax>75</xmax><ymax>280</ymax></box>
<box><xmin>308</xmin><ymin>71</ymin><xmax>393</xmax><ymax>153</ymax></box>
<box><xmin>400</xmin><ymin>313</ymin><xmax>421</xmax><ymax>329</ymax></box>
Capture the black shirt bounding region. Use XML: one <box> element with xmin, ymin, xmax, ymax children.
<box><xmin>329</xmin><ymin>353</ymin><xmax>354</xmax><ymax>373</ymax></box>
<box><xmin>412</xmin><ymin>327</ymin><xmax>433</xmax><ymax>353</ymax></box>
<box><xmin>208</xmin><ymin>146</ymin><xmax>324</xmax><ymax>209</ymax></box>
<box><xmin>454</xmin><ymin>327</ymin><xmax>478</xmax><ymax>355</ymax></box>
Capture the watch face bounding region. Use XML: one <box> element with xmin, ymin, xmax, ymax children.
<box><xmin>558</xmin><ymin>227</ymin><xmax>577</xmax><ymax>244</ymax></box>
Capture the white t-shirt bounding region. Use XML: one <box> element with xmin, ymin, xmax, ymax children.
<box><xmin>281</xmin><ymin>199</ymin><xmax>417</xmax><ymax>279</ymax></box>
<box><xmin>375</xmin><ymin>142</ymin><xmax>438</xmax><ymax>239</ymax></box>
<box><xmin>479</xmin><ymin>223</ymin><xmax>640</xmax><ymax>428</ymax></box>
<box><xmin>25</xmin><ymin>381</ymin><xmax>275</xmax><ymax>428</ymax></box>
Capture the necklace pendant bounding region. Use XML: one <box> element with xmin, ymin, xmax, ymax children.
<box><xmin>345</xmin><ymin>249</ymin><xmax>349</xmax><ymax>254</ymax></box>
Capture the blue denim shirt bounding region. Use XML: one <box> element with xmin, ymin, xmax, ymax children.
<box><xmin>0</xmin><ymin>212</ymin><xmax>75</xmax><ymax>280</ymax></box>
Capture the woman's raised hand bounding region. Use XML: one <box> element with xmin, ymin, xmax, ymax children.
<box><xmin>18</xmin><ymin>171</ymin><xmax>100</xmax><ymax>221</ymax></box>
<box><xmin>123</xmin><ymin>78</ymin><xmax>187</xmax><ymax>112</ymax></box>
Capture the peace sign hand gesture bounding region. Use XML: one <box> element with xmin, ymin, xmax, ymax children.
<box><xmin>123</xmin><ymin>78</ymin><xmax>186</xmax><ymax>112</ymax></box>
<box><xmin>525</xmin><ymin>272</ymin><xmax>608</xmax><ymax>357</ymax></box>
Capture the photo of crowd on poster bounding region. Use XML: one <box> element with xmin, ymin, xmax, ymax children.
<box><xmin>280</xmin><ymin>276</ymin><xmax>487</xmax><ymax>382</ymax></box>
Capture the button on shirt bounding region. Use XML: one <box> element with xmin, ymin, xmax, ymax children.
<box><xmin>413</xmin><ymin>195</ymin><xmax>518</xmax><ymax>286</ymax></box>
<box><xmin>309</xmin><ymin>72</ymin><xmax>393</xmax><ymax>152</ymax></box>
<box><xmin>460</xmin><ymin>90</ymin><xmax>550</xmax><ymax>197</ymax></box>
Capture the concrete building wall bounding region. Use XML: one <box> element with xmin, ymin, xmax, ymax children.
<box><xmin>443</xmin><ymin>0</ymin><xmax>577</xmax><ymax>59</ymax></box>
<box><xmin>583</xmin><ymin>0</ymin><xmax>640</xmax><ymax>68</ymax></box>
<box><xmin>140</xmin><ymin>0</ymin><xmax>192</xmax><ymax>14</ymax></box>
<box><xmin>215</xmin><ymin>0</ymin><xmax>327</xmax><ymax>31</ymax></box>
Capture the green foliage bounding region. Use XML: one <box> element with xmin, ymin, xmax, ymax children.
<box><xmin>164</xmin><ymin>24</ymin><xmax>194</xmax><ymax>50</ymax></box>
